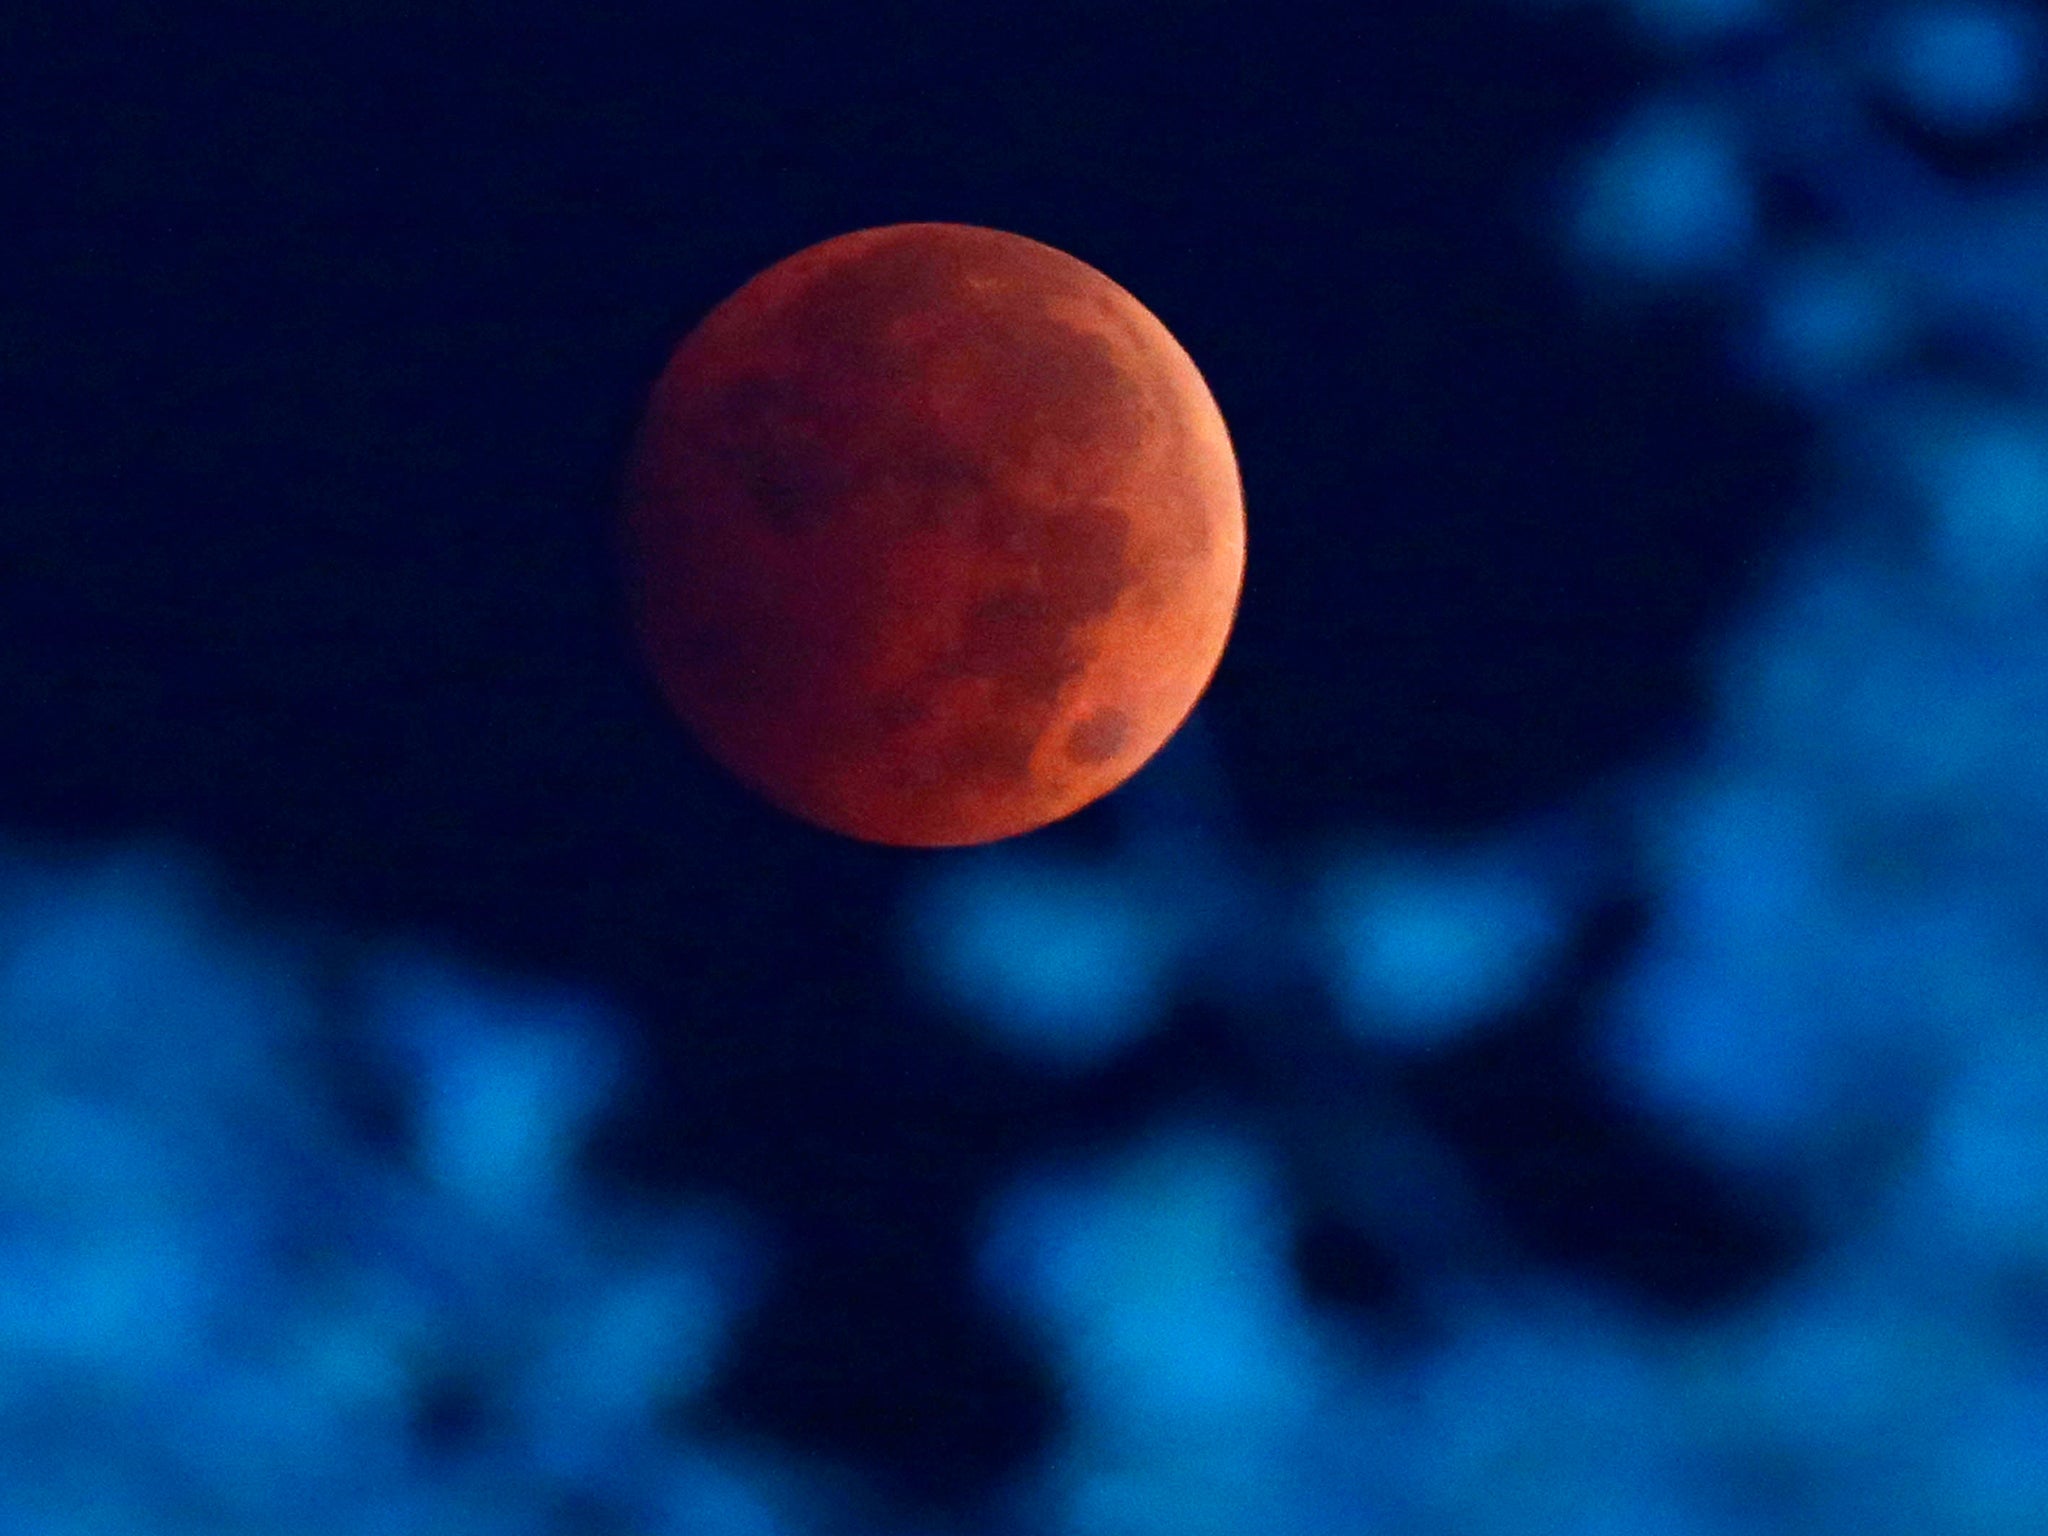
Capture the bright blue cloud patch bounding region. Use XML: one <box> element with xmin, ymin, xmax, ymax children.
<box><xmin>366</xmin><ymin>953</ymin><xmax>624</xmax><ymax>1220</ymax></box>
<box><xmin>1915</xmin><ymin>1035</ymin><xmax>2048</xmax><ymax>1264</ymax></box>
<box><xmin>1906</xmin><ymin>407</ymin><xmax>2048</xmax><ymax>602</ymax></box>
<box><xmin>1573</xmin><ymin>99</ymin><xmax>1755</xmax><ymax>279</ymax></box>
<box><xmin>1600</xmin><ymin>778</ymin><xmax>1848</xmax><ymax>1156</ymax></box>
<box><xmin>980</xmin><ymin>1133</ymin><xmax>1327</xmax><ymax>1536</ymax></box>
<box><xmin>1875</xmin><ymin>1</ymin><xmax>2041</xmax><ymax>135</ymax></box>
<box><xmin>1605</xmin><ymin>942</ymin><xmax>1832</xmax><ymax>1157</ymax></box>
<box><xmin>905</xmin><ymin>851</ymin><xmax>1180</xmax><ymax>1070</ymax></box>
<box><xmin>1314</xmin><ymin>846</ymin><xmax>1571</xmax><ymax>1048</ymax></box>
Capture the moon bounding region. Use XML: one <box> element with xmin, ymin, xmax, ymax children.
<box><xmin>625</xmin><ymin>222</ymin><xmax>1244</xmax><ymax>847</ymax></box>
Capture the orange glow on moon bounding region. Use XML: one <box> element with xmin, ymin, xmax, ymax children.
<box><xmin>625</xmin><ymin>222</ymin><xmax>1244</xmax><ymax>846</ymax></box>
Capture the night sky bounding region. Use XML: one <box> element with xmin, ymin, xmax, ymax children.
<box><xmin>4</xmin><ymin>4</ymin><xmax>1803</xmax><ymax>1511</ymax></box>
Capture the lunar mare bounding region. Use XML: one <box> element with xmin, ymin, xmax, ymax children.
<box><xmin>626</xmin><ymin>221</ymin><xmax>1244</xmax><ymax>846</ymax></box>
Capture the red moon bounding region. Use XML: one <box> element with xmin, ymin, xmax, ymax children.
<box><xmin>625</xmin><ymin>222</ymin><xmax>1244</xmax><ymax>847</ymax></box>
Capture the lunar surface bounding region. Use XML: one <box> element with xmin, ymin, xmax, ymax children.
<box><xmin>625</xmin><ymin>221</ymin><xmax>1244</xmax><ymax>846</ymax></box>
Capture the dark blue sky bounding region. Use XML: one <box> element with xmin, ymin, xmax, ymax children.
<box><xmin>3</xmin><ymin>2</ymin><xmax>1803</xmax><ymax>1511</ymax></box>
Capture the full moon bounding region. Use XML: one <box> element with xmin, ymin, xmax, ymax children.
<box><xmin>625</xmin><ymin>222</ymin><xmax>1245</xmax><ymax>846</ymax></box>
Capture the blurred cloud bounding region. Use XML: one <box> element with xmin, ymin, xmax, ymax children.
<box><xmin>904</xmin><ymin>849</ymin><xmax>1185</xmax><ymax>1071</ymax></box>
<box><xmin>1625</xmin><ymin>0</ymin><xmax>1778</xmax><ymax>48</ymax></box>
<box><xmin>1901</xmin><ymin>402</ymin><xmax>2048</xmax><ymax>605</ymax></box>
<box><xmin>1870</xmin><ymin>1</ymin><xmax>2043</xmax><ymax>136</ymax></box>
<box><xmin>1749</xmin><ymin>248</ymin><xmax>1910</xmax><ymax>401</ymax></box>
<box><xmin>980</xmin><ymin>1129</ymin><xmax>1333</xmax><ymax>1536</ymax></box>
<box><xmin>0</xmin><ymin>839</ymin><xmax>781</xmax><ymax>1535</ymax></box>
<box><xmin>366</xmin><ymin>953</ymin><xmax>624</xmax><ymax>1222</ymax></box>
<box><xmin>1571</xmin><ymin>99</ymin><xmax>1755</xmax><ymax>279</ymax></box>
<box><xmin>1312</xmin><ymin>840</ymin><xmax>1574</xmax><ymax>1048</ymax></box>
